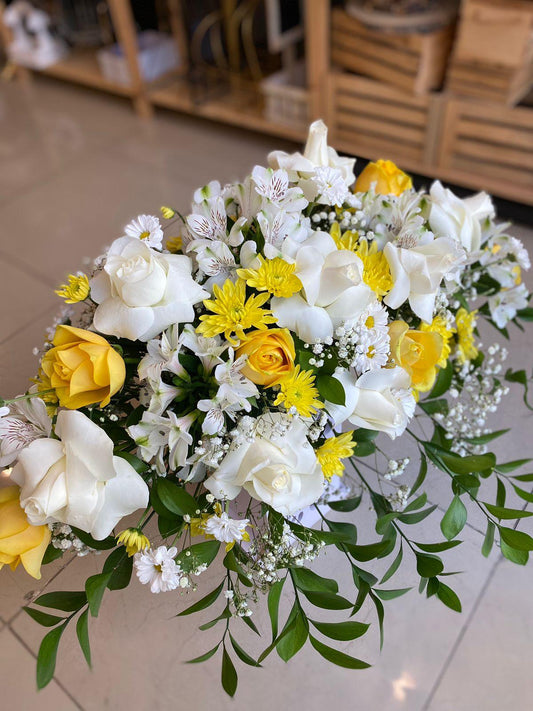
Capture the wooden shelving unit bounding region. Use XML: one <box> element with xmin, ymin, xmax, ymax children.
<box><xmin>1</xmin><ymin>0</ymin><xmax>532</xmax><ymax>204</ymax></box>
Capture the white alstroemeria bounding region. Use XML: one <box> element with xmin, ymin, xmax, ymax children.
<box><xmin>124</xmin><ymin>214</ymin><xmax>164</xmax><ymax>250</ymax></box>
<box><xmin>187</xmin><ymin>194</ymin><xmax>246</xmax><ymax>247</ymax></box>
<box><xmin>311</xmin><ymin>166</ymin><xmax>350</xmax><ymax>206</ymax></box>
<box><xmin>91</xmin><ymin>237</ymin><xmax>208</xmax><ymax>342</ymax></box>
<box><xmin>193</xmin><ymin>180</ymin><xmax>222</xmax><ymax>204</ymax></box>
<box><xmin>0</xmin><ymin>395</ymin><xmax>52</xmax><ymax>467</ymax></box>
<box><xmin>204</xmin><ymin>413</ymin><xmax>324</xmax><ymax>515</ymax></box>
<box><xmin>251</xmin><ymin>166</ymin><xmax>308</xmax><ymax>213</ymax></box>
<box><xmin>268</xmin><ymin>119</ymin><xmax>355</xmax><ymax>188</ymax></box>
<box><xmin>325</xmin><ymin>368</ymin><xmax>415</xmax><ymax>439</ymax></box>
<box><xmin>11</xmin><ymin>410</ymin><xmax>148</xmax><ymax>540</ymax></box>
<box><xmin>146</xmin><ymin>377</ymin><xmax>182</xmax><ymax>415</ymax></box>
<box><xmin>487</xmin><ymin>261</ymin><xmax>524</xmax><ymax>290</ymax></box>
<box><xmin>203</xmin><ymin>512</ymin><xmax>249</xmax><ymax>545</ymax></box>
<box><xmin>214</xmin><ymin>351</ymin><xmax>259</xmax><ymax>409</ymax></box>
<box><xmin>181</xmin><ymin>324</ymin><xmax>227</xmax><ymax>373</ymax></box>
<box><xmin>488</xmin><ymin>283</ymin><xmax>529</xmax><ymax>329</ymax></box>
<box><xmin>167</xmin><ymin>411</ymin><xmax>195</xmax><ymax>471</ymax></box>
<box><xmin>138</xmin><ymin>324</ymin><xmax>185</xmax><ymax>383</ymax></box>
<box><xmin>128</xmin><ymin>411</ymin><xmax>170</xmax><ymax>464</ymax></box>
<box><xmin>257</xmin><ymin>203</ymin><xmax>311</xmax><ymax>259</ymax></box>
<box><xmin>224</xmin><ymin>175</ymin><xmax>263</xmax><ymax>221</ymax></box>
<box><xmin>429</xmin><ymin>181</ymin><xmax>494</xmax><ymax>253</ymax></box>
<box><xmin>384</xmin><ymin>238</ymin><xmax>465</xmax><ymax>323</ymax></box>
<box><xmin>482</xmin><ymin>232</ymin><xmax>531</xmax><ymax>270</ymax></box>
<box><xmin>197</xmin><ymin>399</ymin><xmax>227</xmax><ymax>435</ymax></box>
<box><xmin>134</xmin><ymin>546</ymin><xmax>182</xmax><ymax>593</ymax></box>
<box><xmin>272</xmin><ymin>232</ymin><xmax>374</xmax><ymax>342</ymax></box>
<box><xmin>191</xmin><ymin>239</ymin><xmax>237</xmax><ymax>290</ymax></box>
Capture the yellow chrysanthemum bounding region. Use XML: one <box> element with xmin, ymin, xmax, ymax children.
<box><xmin>330</xmin><ymin>222</ymin><xmax>359</xmax><ymax>252</ymax></box>
<box><xmin>116</xmin><ymin>528</ymin><xmax>150</xmax><ymax>557</ymax></box>
<box><xmin>316</xmin><ymin>432</ymin><xmax>356</xmax><ymax>481</ymax></box>
<box><xmin>237</xmin><ymin>256</ymin><xmax>302</xmax><ymax>298</ymax></box>
<box><xmin>420</xmin><ymin>314</ymin><xmax>456</xmax><ymax>368</ymax></box>
<box><xmin>356</xmin><ymin>239</ymin><xmax>393</xmax><ymax>298</ymax></box>
<box><xmin>456</xmin><ymin>307</ymin><xmax>478</xmax><ymax>365</ymax></box>
<box><xmin>33</xmin><ymin>368</ymin><xmax>59</xmax><ymax>416</ymax></box>
<box><xmin>197</xmin><ymin>279</ymin><xmax>276</xmax><ymax>345</ymax></box>
<box><xmin>160</xmin><ymin>206</ymin><xmax>176</xmax><ymax>219</ymax></box>
<box><xmin>165</xmin><ymin>236</ymin><xmax>183</xmax><ymax>253</ymax></box>
<box><xmin>54</xmin><ymin>273</ymin><xmax>90</xmax><ymax>304</ymax></box>
<box><xmin>273</xmin><ymin>365</ymin><xmax>323</xmax><ymax>418</ymax></box>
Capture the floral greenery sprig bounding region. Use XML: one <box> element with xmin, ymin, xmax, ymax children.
<box><xmin>1</xmin><ymin>121</ymin><xmax>532</xmax><ymax>697</ymax></box>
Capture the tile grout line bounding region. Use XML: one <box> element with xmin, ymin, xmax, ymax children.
<box><xmin>0</xmin><ymin>303</ymin><xmax>58</xmax><ymax>349</ymax></box>
<box><xmin>8</xmin><ymin>624</ymin><xmax>86</xmax><ymax>711</ymax></box>
<box><xmin>420</xmin><ymin>556</ymin><xmax>502</xmax><ymax>711</ymax></box>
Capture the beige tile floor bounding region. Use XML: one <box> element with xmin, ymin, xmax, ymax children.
<box><xmin>0</xmin><ymin>77</ymin><xmax>532</xmax><ymax>711</ymax></box>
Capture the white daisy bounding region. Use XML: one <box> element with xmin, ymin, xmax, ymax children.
<box><xmin>312</xmin><ymin>166</ymin><xmax>349</xmax><ymax>206</ymax></box>
<box><xmin>358</xmin><ymin>300</ymin><xmax>389</xmax><ymax>334</ymax></box>
<box><xmin>124</xmin><ymin>214</ymin><xmax>163</xmax><ymax>249</ymax></box>
<box><xmin>203</xmin><ymin>512</ymin><xmax>249</xmax><ymax>545</ymax></box>
<box><xmin>353</xmin><ymin>329</ymin><xmax>390</xmax><ymax>374</ymax></box>
<box><xmin>134</xmin><ymin>546</ymin><xmax>182</xmax><ymax>593</ymax></box>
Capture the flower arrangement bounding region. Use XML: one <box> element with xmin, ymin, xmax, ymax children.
<box><xmin>1</xmin><ymin>120</ymin><xmax>532</xmax><ymax>696</ymax></box>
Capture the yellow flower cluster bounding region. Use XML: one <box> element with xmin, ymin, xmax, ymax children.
<box><xmin>316</xmin><ymin>432</ymin><xmax>356</xmax><ymax>480</ymax></box>
<box><xmin>356</xmin><ymin>239</ymin><xmax>393</xmax><ymax>298</ymax></box>
<box><xmin>273</xmin><ymin>365</ymin><xmax>323</xmax><ymax>418</ymax></box>
<box><xmin>55</xmin><ymin>273</ymin><xmax>90</xmax><ymax>304</ymax></box>
<box><xmin>238</xmin><ymin>256</ymin><xmax>302</xmax><ymax>298</ymax></box>
<box><xmin>420</xmin><ymin>314</ymin><xmax>456</xmax><ymax>368</ymax></box>
<box><xmin>456</xmin><ymin>308</ymin><xmax>478</xmax><ymax>364</ymax></box>
<box><xmin>116</xmin><ymin>528</ymin><xmax>150</xmax><ymax>557</ymax></box>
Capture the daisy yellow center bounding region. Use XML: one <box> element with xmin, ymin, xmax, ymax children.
<box><xmin>140</xmin><ymin>230</ymin><xmax>151</xmax><ymax>240</ymax></box>
<box><xmin>365</xmin><ymin>315</ymin><xmax>375</xmax><ymax>328</ymax></box>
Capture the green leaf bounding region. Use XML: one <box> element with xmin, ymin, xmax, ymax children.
<box><xmin>276</xmin><ymin>604</ymin><xmax>308</xmax><ymax>662</ymax></box>
<box><xmin>500</xmin><ymin>539</ymin><xmax>528</xmax><ymax>565</ymax></box>
<box><xmin>428</xmin><ymin>360</ymin><xmax>453</xmax><ymax>398</ymax></box>
<box><xmin>505</xmin><ymin>368</ymin><xmax>533</xmax><ymax>409</ymax></box>
<box><xmin>41</xmin><ymin>544</ymin><xmax>64</xmax><ymax>565</ymax></box>
<box><xmin>374</xmin><ymin>587</ymin><xmax>411</xmax><ymax>600</ymax></box>
<box><xmin>415</xmin><ymin>540</ymin><xmax>462</xmax><ymax>553</ymax></box>
<box><xmin>403</xmin><ymin>493</ymin><xmax>427</xmax><ymax>513</ymax></box>
<box><xmin>484</xmin><ymin>503</ymin><xmax>533</xmax><ymax>520</ymax></box>
<box><xmin>328</xmin><ymin>495</ymin><xmax>362</xmax><ymax>512</ymax></box>
<box><xmin>369</xmin><ymin>591</ymin><xmax>385</xmax><ymax>650</ymax></box>
<box><xmin>176</xmin><ymin>541</ymin><xmax>220</xmax><ymax>572</ymax></box>
<box><xmin>70</xmin><ymin>527</ymin><xmax>116</xmax><ymax>550</ymax></box>
<box><xmin>411</xmin><ymin>454</ymin><xmax>428</xmax><ymax>496</ymax></box>
<box><xmin>464</xmin><ymin>429</ymin><xmax>509</xmax><ymax>445</ymax></box>
<box><xmin>424</xmin><ymin>443</ymin><xmax>496</xmax><ymax>475</ymax></box>
<box><xmin>512</xmin><ymin>485</ymin><xmax>533</xmax><ymax>504</ymax></box>
<box><xmin>287</xmin><ymin>520</ymin><xmax>351</xmax><ymax>545</ymax></box>
<box><xmin>267</xmin><ymin>578</ymin><xmax>284</xmax><ymax>640</ymax></box>
<box><xmin>481</xmin><ymin>520</ymin><xmax>495</xmax><ymax>557</ymax></box>
<box><xmin>76</xmin><ymin>609</ymin><xmax>91</xmax><ymax>668</ymax></box>
<box><xmin>85</xmin><ymin>572</ymin><xmax>112</xmax><ymax>617</ymax></box>
<box><xmin>436</xmin><ymin>582</ymin><xmax>462</xmax><ymax>612</ymax></box>
<box><xmin>310</xmin><ymin>635</ymin><xmax>370</xmax><ymax>669</ymax></box>
<box><xmin>230</xmin><ymin>634</ymin><xmax>261</xmax><ymax>667</ymax></box>
<box><xmin>399</xmin><ymin>505</ymin><xmax>438</xmax><ymax>525</ymax></box>
<box><xmin>198</xmin><ymin>607</ymin><xmax>231</xmax><ymax>631</ymax></box>
<box><xmin>441</xmin><ymin>496</ymin><xmax>467</xmax><ymax>540</ymax></box>
<box><xmin>517</xmin><ymin>306</ymin><xmax>533</xmax><ymax>321</ymax></box>
<box><xmin>241</xmin><ymin>613</ymin><xmax>260</xmax><ymax>635</ymax></box>
<box><xmin>496</xmin><ymin>478</ymin><xmax>506</xmax><ymax>508</ymax></box>
<box><xmin>223</xmin><ymin>548</ymin><xmax>252</xmax><ymax>587</ymax></box>
<box><xmin>380</xmin><ymin>544</ymin><xmax>403</xmax><ymax>584</ymax></box>
<box><xmin>300</xmin><ymin>590</ymin><xmax>352</xmax><ymax>610</ymax></box>
<box><xmin>310</xmin><ymin>619</ymin><xmax>369</xmax><ymax>641</ymax></box>
<box><xmin>156</xmin><ymin>478</ymin><xmax>198</xmax><ymax>516</ymax></box>
<box><xmin>416</xmin><ymin>553</ymin><xmax>444</xmax><ymax>578</ymax></box>
<box><xmin>23</xmin><ymin>607</ymin><xmax>64</xmax><ymax>627</ymax></box>
<box><xmin>221</xmin><ymin>648</ymin><xmax>238</xmax><ymax>697</ymax></box>
<box><xmin>498</xmin><ymin>459</ymin><xmax>532</xmax><ymax>473</ymax></box>
<box><xmin>177</xmin><ymin>581</ymin><xmax>224</xmax><ymax>616</ymax></box>
<box><xmin>353</xmin><ymin>428</ymin><xmax>379</xmax><ymax>442</ymax></box>
<box><xmin>498</xmin><ymin>527</ymin><xmax>533</xmax><ymax>551</ymax></box>
<box><xmin>317</xmin><ymin>375</ymin><xmax>345</xmax><ymax>405</ymax></box>
<box><xmin>186</xmin><ymin>644</ymin><xmax>220</xmax><ymax>664</ymax></box>
<box><xmin>325</xmin><ymin>519</ymin><xmax>358</xmax><ymax>543</ymax></box>
<box><xmin>34</xmin><ymin>591</ymin><xmax>87</xmax><ymax>612</ymax></box>
<box><xmin>103</xmin><ymin>548</ymin><xmax>133</xmax><ymax>591</ymax></box>
<box><xmin>346</xmin><ymin>540</ymin><xmax>392</xmax><ymax>562</ymax></box>
<box><xmin>512</xmin><ymin>473</ymin><xmax>533</xmax><ymax>483</ymax></box>
<box><xmin>36</xmin><ymin>623</ymin><xmax>67</xmax><ymax>689</ymax></box>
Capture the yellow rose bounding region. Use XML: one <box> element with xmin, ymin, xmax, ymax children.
<box><xmin>389</xmin><ymin>320</ymin><xmax>443</xmax><ymax>393</ymax></box>
<box><xmin>236</xmin><ymin>328</ymin><xmax>295</xmax><ymax>386</ymax></box>
<box><xmin>355</xmin><ymin>159</ymin><xmax>412</xmax><ymax>196</ymax></box>
<box><xmin>41</xmin><ymin>325</ymin><xmax>125</xmax><ymax>409</ymax></box>
<box><xmin>0</xmin><ymin>486</ymin><xmax>50</xmax><ymax>579</ymax></box>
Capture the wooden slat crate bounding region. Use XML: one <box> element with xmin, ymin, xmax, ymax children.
<box><xmin>447</xmin><ymin>0</ymin><xmax>533</xmax><ymax>105</ymax></box>
<box><xmin>437</xmin><ymin>97</ymin><xmax>533</xmax><ymax>205</ymax></box>
<box><xmin>331</xmin><ymin>7</ymin><xmax>455</xmax><ymax>94</ymax></box>
<box><xmin>327</xmin><ymin>72</ymin><xmax>441</xmax><ymax>171</ymax></box>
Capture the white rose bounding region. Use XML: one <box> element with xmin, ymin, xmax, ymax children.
<box><xmin>326</xmin><ymin>367</ymin><xmax>415</xmax><ymax>439</ymax></box>
<box><xmin>429</xmin><ymin>181</ymin><xmax>494</xmax><ymax>253</ymax></box>
<box><xmin>204</xmin><ymin>414</ymin><xmax>325</xmax><ymax>516</ymax></box>
<box><xmin>91</xmin><ymin>236</ymin><xmax>208</xmax><ymax>341</ymax></box>
<box><xmin>488</xmin><ymin>283</ymin><xmax>528</xmax><ymax>329</ymax></box>
<box><xmin>272</xmin><ymin>232</ymin><xmax>374</xmax><ymax>342</ymax></box>
<box><xmin>384</xmin><ymin>238</ymin><xmax>465</xmax><ymax>323</ymax></box>
<box><xmin>268</xmin><ymin>119</ymin><xmax>355</xmax><ymax>188</ymax></box>
<box><xmin>11</xmin><ymin>410</ymin><xmax>149</xmax><ymax>540</ymax></box>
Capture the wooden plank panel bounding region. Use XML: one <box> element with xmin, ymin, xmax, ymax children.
<box><xmin>332</xmin><ymin>30</ymin><xmax>420</xmax><ymax>70</ymax></box>
<box><xmin>451</xmin><ymin>155</ymin><xmax>533</xmax><ymax>188</ymax></box>
<box><xmin>335</xmin><ymin>130</ymin><xmax>423</xmax><ymax>163</ymax></box>
<box><xmin>333</xmin><ymin>72</ymin><xmax>430</xmax><ymax>109</ymax></box>
<box><xmin>457</xmin><ymin>118</ymin><xmax>533</xmax><ymax>152</ymax></box>
<box><xmin>336</xmin><ymin>112</ymin><xmax>425</xmax><ymax>145</ymax></box>
<box><xmin>336</xmin><ymin>92</ymin><xmax>427</xmax><ymax>127</ymax></box>
<box><xmin>454</xmin><ymin>137</ymin><xmax>533</xmax><ymax>170</ymax></box>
